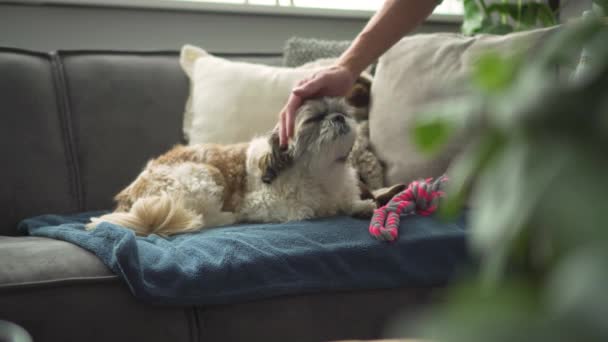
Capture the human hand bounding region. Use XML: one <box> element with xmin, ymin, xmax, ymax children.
<box><xmin>278</xmin><ymin>65</ymin><xmax>357</xmax><ymax>147</ymax></box>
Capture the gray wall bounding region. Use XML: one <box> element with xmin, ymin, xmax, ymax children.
<box><xmin>0</xmin><ymin>3</ymin><xmax>459</xmax><ymax>53</ymax></box>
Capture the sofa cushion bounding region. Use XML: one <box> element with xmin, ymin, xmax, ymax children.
<box><xmin>0</xmin><ymin>236</ymin><xmax>114</xmax><ymax>287</ymax></box>
<box><xmin>180</xmin><ymin>45</ymin><xmax>336</xmax><ymax>145</ymax></box>
<box><xmin>369</xmin><ymin>26</ymin><xmax>560</xmax><ymax>186</ymax></box>
<box><xmin>282</xmin><ymin>36</ymin><xmax>351</xmax><ymax>67</ymax></box>
<box><xmin>0</xmin><ymin>278</ymin><xmax>194</xmax><ymax>342</ymax></box>
<box><xmin>0</xmin><ymin>233</ymin><xmax>440</xmax><ymax>342</ymax></box>
<box><xmin>0</xmin><ymin>235</ymin><xmax>193</xmax><ymax>342</ymax></box>
<box><xmin>218</xmin><ymin>52</ymin><xmax>284</xmax><ymax>67</ymax></box>
<box><xmin>57</xmin><ymin>51</ymin><xmax>188</xmax><ymax>211</ymax></box>
<box><xmin>0</xmin><ymin>235</ymin><xmax>437</xmax><ymax>342</ymax></box>
<box><xmin>0</xmin><ymin>48</ymin><xmax>79</xmax><ymax>236</ymax></box>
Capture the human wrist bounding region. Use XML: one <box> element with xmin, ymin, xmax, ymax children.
<box><xmin>335</xmin><ymin>57</ymin><xmax>363</xmax><ymax>83</ymax></box>
<box><xmin>336</xmin><ymin>29</ymin><xmax>377</xmax><ymax>78</ymax></box>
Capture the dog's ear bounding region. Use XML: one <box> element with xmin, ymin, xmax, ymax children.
<box><xmin>259</xmin><ymin>130</ymin><xmax>293</xmax><ymax>184</ymax></box>
<box><xmin>345</xmin><ymin>75</ymin><xmax>371</xmax><ymax>107</ymax></box>
<box><xmin>345</xmin><ymin>75</ymin><xmax>372</xmax><ymax>122</ymax></box>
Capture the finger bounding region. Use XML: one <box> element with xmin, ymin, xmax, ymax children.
<box><xmin>293</xmin><ymin>76</ymin><xmax>323</xmax><ymax>98</ymax></box>
<box><xmin>296</xmin><ymin>78</ymin><xmax>309</xmax><ymax>86</ymax></box>
<box><xmin>292</xmin><ymin>78</ymin><xmax>311</xmax><ymax>95</ymax></box>
<box><xmin>279</xmin><ymin>108</ymin><xmax>288</xmax><ymax>147</ymax></box>
<box><xmin>285</xmin><ymin>93</ymin><xmax>302</xmax><ymax>140</ymax></box>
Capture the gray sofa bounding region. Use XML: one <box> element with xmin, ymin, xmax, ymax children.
<box><xmin>0</xmin><ymin>47</ymin><xmax>439</xmax><ymax>342</ymax></box>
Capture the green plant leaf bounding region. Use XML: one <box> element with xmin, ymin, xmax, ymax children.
<box><xmin>470</xmin><ymin>138</ymin><xmax>571</xmax><ymax>286</ymax></box>
<box><xmin>594</xmin><ymin>0</ymin><xmax>608</xmax><ymax>15</ymax></box>
<box><xmin>439</xmin><ymin>131</ymin><xmax>506</xmax><ymax>219</ymax></box>
<box><xmin>486</xmin><ymin>3</ymin><xmax>520</xmax><ymax>21</ymax></box>
<box><xmin>411</xmin><ymin>93</ymin><xmax>484</xmax><ymax>156</ymax></box>
<box><xmin>519</xmin><ymin>3</ymin><xmax>539</xmax><ymax>27</ymax></box>
<box><xmin>419</xmin><ymin>282</ymin><xmax>551</xmax><ymax>342</ymax></box>
<box><xmin>485</xmin><ymin>23</ymin><xmax>515</xmax><ymax>34</ymax></box>
<box><xmin>462</xmin><ymin>0</ymin><xmax>486</xmax><ymax>35</ymax></box>
<box><xmin>532</xmin><ymin>144</ymin><xmax>608</xmax><ymax>254</ymax></box>
<box><xmin>486</xmin><ymin>2</ymin><xmax>556</xmax><ymax>29</ymax></box>
<box><xmin>547</xmin><ymin>245</ymin><xmax>608</xmax><ymax>340</ymax></box>
<box><xmin>462</xmin><ymin>0</ymin><xmax>557</xmax><ymax>35</ymax></box>
<box><xmin>412</xmin><ymin>119</ymin><xmax>453</xmax><ymax>154</ymax></box>
<box><xmin>530</xmin><ymin>17</ymin><xmax>606</xmax><ymax>71</ymax></box>
<box><xmin>472</xmin><ymin>52</ymin><xmax>518</xmax><ymax>93</ymax></box>
<box><xmin>536</xmin><ymin>3</ymin><xmax>557</xmax><ymax>26</ymax></box>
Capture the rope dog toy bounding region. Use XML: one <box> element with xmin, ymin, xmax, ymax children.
<box><xmin>369</xmin><ymin>175</ymin><xmax>448</xmax><ymax>242</ymax></box>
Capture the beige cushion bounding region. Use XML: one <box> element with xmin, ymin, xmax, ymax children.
<box><xmin>369</xmin><ymin>26</ymin><xmax>559</xmax><ymax>186</ymax></box>
<box><xmin>180</xmin><ymin>45</ymin><xmax>334</xmax><ymax>144</ymax></box>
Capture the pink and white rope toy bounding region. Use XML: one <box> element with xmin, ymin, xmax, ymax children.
<box><xmin>369</xmin><ymin>175</ymin><xmax>448</xmax><ymax>242</ymax></box>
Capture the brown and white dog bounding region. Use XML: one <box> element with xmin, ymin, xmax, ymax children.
<box><xmin>87</xmin><ymin>97</ymin><xmax>376</xmax><ymax>236</ymax></box>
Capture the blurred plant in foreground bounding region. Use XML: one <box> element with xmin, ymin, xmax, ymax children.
<box><xmin>409</xmin><ymin>14</ymin><xmax>608</xmax><ymax>342</ymax></box>
<box><xmin>461</xmin><ymin>0</ymin><xmax>557</xmax><ymax>35</ymax></box>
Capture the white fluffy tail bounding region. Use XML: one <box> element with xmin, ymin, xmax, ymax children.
<box><xmin>86</xmin><ymin>193</ymin><xmax>203</xmax><ymax>236</ymax></box>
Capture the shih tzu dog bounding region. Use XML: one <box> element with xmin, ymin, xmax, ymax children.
<box><xmin>87</xmin><ymin>97</ymin><xmax>376</xmax><ymax>236</ymax></box>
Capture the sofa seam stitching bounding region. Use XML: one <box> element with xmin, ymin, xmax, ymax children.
<box><xmin>188</xmin><ymin>306</ymin><xmax>201</xmax><ymax>342</ymax></box>
<box><xmin>50</xmin><ymin>52</ymin><xmax>84</xmax><ymax>211</ymax></box>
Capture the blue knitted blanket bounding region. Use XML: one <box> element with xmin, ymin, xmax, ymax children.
<box><xmin>19</xmin><ymin>212</ymin><xmax>469</xmax><ymax>306</ymax></box>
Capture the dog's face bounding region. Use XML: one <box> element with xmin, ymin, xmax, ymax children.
<box><xmin>260</xmin><ymin>97</ymin><xmax>357</xmax><ymax>183</ymax></box>
<box><xmin>291</xmin><ymin>97</ymin><xmax>357</xmax><ymax>162</ymax></box>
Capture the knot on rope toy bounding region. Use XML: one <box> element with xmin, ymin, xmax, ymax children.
<box><xmin>369</xmin><ymin>175</ymin><xmax>448</xmax><ymax>242</ymax></box>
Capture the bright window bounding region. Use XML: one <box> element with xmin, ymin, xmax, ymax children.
<box><xmin>173</xmin><ymin>0</ymin><xmax>464</xmax><ymax>15</ymax></box>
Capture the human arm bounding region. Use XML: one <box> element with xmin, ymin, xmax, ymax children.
<box><xmin>279</xmin><ymin>0</ymin><xmax>439</xmax><ymax>147</ymax></box>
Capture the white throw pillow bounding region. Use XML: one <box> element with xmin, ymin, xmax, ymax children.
<box><xmin>180</xmin><ymin>45</ymin><xmax>334</xmax><ymax>144</ymax></box>
<box><xmin>368</xmin><ymin>26</ymin><xmax>560</xmax><ymax>186</ymax></box>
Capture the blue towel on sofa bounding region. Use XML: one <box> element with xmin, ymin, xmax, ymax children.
<box><xmin>19</xmin><ymin>212</ymin><xmax>469</xmax><ymax>306</ymax></box>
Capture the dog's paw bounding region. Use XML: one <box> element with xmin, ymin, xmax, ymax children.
<box><xmin>350</xmin><ymin>199</ymin><xmax>376</xmax><ymax>219</ymax></box>
<box><xmin>372</xmin><ymin>183</ymin><xmax>407</xmax><ymax>207</ymax></box>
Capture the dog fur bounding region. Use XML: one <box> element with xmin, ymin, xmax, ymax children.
<box><xmin>87</xmin><ymin>97</ymin><xmax>376</xmax><ymax>236</ymax></box>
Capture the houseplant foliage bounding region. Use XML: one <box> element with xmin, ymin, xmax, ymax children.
<box><xmin>410</xmin><ymin>16</ymin><xmax>608</xmax><ymax>342</ymax></box>
<box><xmin>462</xmin><ymin>0</ymin><xmax>557</xmax><ymax>35</ymax></box>
<box><xmin>594</xmin><ymin>0</ymin><xmax>608</xmax><ymax>14</ymax></box>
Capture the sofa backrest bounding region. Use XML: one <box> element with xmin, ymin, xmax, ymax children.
<box><xmin>0</xmin><ymin>47</ymin><xmax>281</xmax><ymax>235</ymax></box>
<box><xmin>1</xmin><ymin>48</ymin><xmax>79</xmax><ymax>236</ymax></box>
<box><xmin>59</xmin><ymin>51</ymin><xmax>188</xmax><ymax>213</ymax></box>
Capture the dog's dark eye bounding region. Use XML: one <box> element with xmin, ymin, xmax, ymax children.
<box><xmin>303</xmin><ymin>114</ymin><xmax>325</xmax><ymax>125</ymax></box>
<box><xmin>335</xmin><ymin>111</ymin><xmax>350</xmax><ymax>118</ymax></box>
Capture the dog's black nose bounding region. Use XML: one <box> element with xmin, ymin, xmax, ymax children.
<box><xmin>332</xmin><ymin>114</ymin><xmax>345</xmax><ymax>123</ymax></box>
